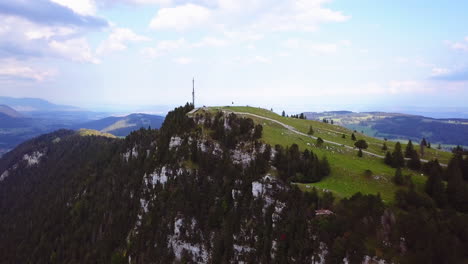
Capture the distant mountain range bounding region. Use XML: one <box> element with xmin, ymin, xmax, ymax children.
<box><xmin>74</xmin><ymin>113</ymin><xmax>164</xmax><ymax>137</ymax></box>
<box><xmin>0</xmin><ymin>105</ymin><xmax>23</xmax><ymax>118</ymax></box>
<box><xmin>304</xmin><ymin>111</ymin><xmax>468</xmax><ymax>147</ymax></box>
<box><xmin>0</xmin><ymin>96</ymin><xmax>79</xmax><ymax>112</ymax></box>
<box><xmin>0</xmin><ymin>97</ymin><xmax>165</xmax><ymax>156</ymax></box>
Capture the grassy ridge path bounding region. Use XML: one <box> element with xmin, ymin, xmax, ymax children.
<box><xmin>222</xmin><ymin>109</ymin><xmax>446</xmax><ymax>166</ymax></box>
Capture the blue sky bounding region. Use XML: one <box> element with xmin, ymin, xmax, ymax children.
<box><xmin>0</xmin><ymin>0</ymin><xmax>467</xmax><ymax>114</ymax></box>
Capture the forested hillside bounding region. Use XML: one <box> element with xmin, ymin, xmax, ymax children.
<box><xmin>1</xmin><ymin>104</ymin><xmax>467</xmax><ymax>263</ymax></box>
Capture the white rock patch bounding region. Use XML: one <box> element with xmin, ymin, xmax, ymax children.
<box><xmin>150</xmin><ymin>166</ymin><xmax>169</xmax><ymax>186</ymax></box>
<box><xmin>169</xmin><ymin>218</ymin><xmax>209</xmax><ymax>263</ymax></box>
<box><xmin>0</xmin><ymin>170</ymin><xmax>9</xmax><ymax>182</ymax></box>
<box><xmin>169</xmin><ymin>136</ymin><xmax>182</xmax><ymax>149</ymax></box>
<box><xmin>252</xmin><ymin>182</ymin><xmax>264</xmax><ymax>198</ymax></box>
<box><xmin>23</xmin><ymin>151</ymin><xmax>44</xmax><ymax>167</ymax></box>
<box><xmin>232</xmin><ymin>149</ymin><xmax>253</xmax><ymax>166</ymax></box>
<box><xmin>123</xmin><ymin>146</ymin><xmax>138</xmax><ymax>162</ymax></box>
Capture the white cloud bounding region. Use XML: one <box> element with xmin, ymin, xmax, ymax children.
<box><xmin>309</xmin><ymin>43</ymin><xmax>338</xmax><ymax>54</ymax></box>
<box><xmin>192</xmin><ymin>37</ymin><xmax>228</xmax><ymax>48</ymax></box>
<box><xmin>0</xmin><ymin>15</ymin><xmax>102</xmax><ymax>64</ymax></box>
<box><xmin>50</xmin><ymin>0</ymin><xmax>97</xmax><ymax>15</ymax></box>
<box><xmin>25</xmin><ymin>26</ymin><xmax>76</xmax><ymax>40</ymax></box>
<box><xmin>97</xmin><ymin>27</ymin><xmax>150</xmax><ymax>55</ymax></box>
<box><xmin>447</xmin><ymin>36</ymin><xmax>468</xmax><ymax>52</ymax></box>
<box><xmin>252</xmin><ymin>55</ymin><xmax>271</xmax><ymax>64</ymax></box>
<box><xmin>173</xmin><ymin>57</ymin><xmax>193</xmax><ymax>64</ymax></box>
<box><xmin>431</xmin><ymin>67</ymin><xmax>451</xmax><ymax>77</ymax></box>
<box><xmin>251</xmin><ymin>0</ymin><xmax>350</xmax><ymax>32</ymax></box>
<box><xmin>141</xmin><ymin>38</ymin><xmax>186</xmax><ymax>58</ymax></box>
<box><xmin>0</xmin><ymin>59</ymin><xmax>56</xmax><ymax>82</ymax></box>
<box><xmin>149</xmin><ymin>4</ymin><xmax>212</xmax><ymax>31</ymax></box>
<box><xmin>49</xmin><ymin>38</ymin><xmax>100</xmax><ymax>64</ymax></box>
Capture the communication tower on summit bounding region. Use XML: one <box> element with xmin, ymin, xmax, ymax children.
<box><xmin>192</xmin><ymin>78</ymin><xmax>195</xmax><ymax>107</ymax></box>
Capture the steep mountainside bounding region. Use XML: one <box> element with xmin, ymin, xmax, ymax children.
<box><xmin>1</xmin><ymin>105</ymin><xmax>467</xmax><ymax>263</ymax></box>
<box><xmin>0</xmin><ymin>105</ymin><xmax>22</xmax><ymax>118</ymax></box>
<box><xmin>76</xmin><ymin>113</ymin><xmax>164</xmax><ymax>137</ymax></box>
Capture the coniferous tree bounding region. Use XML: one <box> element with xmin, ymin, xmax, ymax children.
<box><xmin>342</xmin><ymin>134</ymin><xmax>346</xmax><ymax>139</ymax></box>
<box><xmin>382</xmin><ymin>142</ymin><xmax>388</xmax><ymax>151</ymax></box>
<box><xmin>316</xmin><ymin>137</ymin><xmax>324</xmax><ymax>147</ymax></box>
<box><xmin>393</xmin><ymin>168</ymin><xmax>404</xmax><ymax>185</ymax></box>
<box><xmin>308</xmin><ymin>126</ymin><xmax>314</xmax><ymax>135</ymax></box>
<box><xmin>407</xmin><ymin>151</ymin><xmax>421</xmax><ymax>171</ymax></box>
<box><xmin>282</xmin><ymin>110</ymin><xmax>285</xmax><ymax>117</ymax></box>
<box><xmin>424</xmin><ymin>161</ymin><xmax>446</xmax><ymax>207</ymax></box>
<box><xmin>392</xmin><ymin>142</ymin><xmax>405</xmax><ymax>168</ymax></box>
<box><xmin>446</xmin><ymin>157</ymin><xmax>468</xmax><ymax>212</ymax></box>
<box><xmin>384</xmin><ymin>151</ymin><xmax>392</xmax><ymax>166</ymax></box>
<box><xmin>421</xmin><ymin>138</ymin><xmax>428</xmax><ymax>147</ymax></box>
<box><xmin>351</xmin><ymin>133</ymin><xmax>356</xmax><ymax>141</ymax></box>
<box><xmin>404</xmin><ymin>140</ymin><xmax>415</xmax><ymax>158</ymax></box>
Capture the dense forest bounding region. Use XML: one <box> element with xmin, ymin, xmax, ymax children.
<box><xmin>1</xmin><ymin>104</ymin><xmax>468</xmax><ymax>263</ymax></box>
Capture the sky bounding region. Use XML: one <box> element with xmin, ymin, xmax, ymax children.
<box><xmin>0</xmin><ymin>0</ymin><xmax>468</xmax><ymax>114</ymax></box>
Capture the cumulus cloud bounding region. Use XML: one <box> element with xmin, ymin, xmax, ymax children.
<box><xmin>0</xmin><ymin>15</ymin><xmax>99</xmax><ymax>64</ymax></box>
<box><xmin>173</xmin><ymin>56</ymin><xmax>193</xmax><ymax>64</ymax></box>
<box><xmin>449</xmin><ymin>36</ymin><xmax>468</xmax><ymax>52</ymax></box>
<box><xmin>192</xmin><ymin>36</ymin><xmax>228</xmax><ymax>47</ymax></box>
<box><xmin>250</xmin><ymin>0</ymin><xmax>350</xmax><ymax>32</ymax></box>
<box><xmin>0</xmin><ymin>59</ymin><xmax>56</xmax><ymax>82</ymax></box>
<box><xmin>49</xmin><ymin>38</ymin><xmax>100</xmax><ymax>63</ymax></box>
<box><xmin>148</xmin><ymin>0</ymin><xmax>349</xmax><ymax>34</ymax></box>
<box><xmin>141</xmin><ymin>38</ymin><xmax>187</xmax><ymax>58</ymax></box>
<box><xmin>50</xmin><ymin>0</ymin><xmax>97</xmax><ymax>15</ymax></box>
<box><xmin>282</xmin><ymin>38</ymin><xmax>344</xmax><ymax>55</ymax></box>
<box><xmin>0</xmin><ymin>0</ymin><xmax>107</xmax><ymax>28</ymax></box>
<box><xmin>431</xmin><ymin>67</ymin><xmax>468</xmax><ymax>81</ymax></box>
<box><xmin>149</xmin><ymin>4</ymin><xmax>212</xmax><ymax>31</ymax></box>
<box><xmin>97</xmin><ymin>27</ymin><xmax>150</xmax><ymax>55</ymax></box>
<box><xmin>309</xmin><ymin>43</ymin><xmax>338</xmax><ymax>54</ymax></box>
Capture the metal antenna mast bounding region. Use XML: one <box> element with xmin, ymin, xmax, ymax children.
<box><xmin>192</xmin><ymin>78</ymin><xmax>195</xmax><ymax>107</ymax></box>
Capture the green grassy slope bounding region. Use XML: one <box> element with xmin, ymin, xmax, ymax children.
<box><xmin>193</xmin><ymin>106</ymin><xmax>453</xmax><ymax>203</ymax></box>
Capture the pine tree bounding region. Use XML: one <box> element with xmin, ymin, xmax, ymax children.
<box><xmin>407</xmin><ymin>150</ymin><xmax>421</xmax><ymax>170</ymax></box>
<box><xmin>351</xmin><ymin>133</ymin><xmax>356</xmax><ymax>141</ymax></box>
<box><xmin>393</xmin><ymin>168</ymin><xmax>404</xmax><ymax>185</ymax></box>
<box><xmin>316</xmin><ymin>137</ymin><xmax>324</xmax><ymax>147</ymax></box>
<box><xmin>384</xmin><ymin>151</ymin><xmax>393</xmax><ymax>166</ymax></box>
<box><xmin>404</xmin><ymin>140</ymin><xmax>415</xmax><ymax>158</ymax></box>
<box><xmin>421</xmin><ymin>138</ymin><xmax>428</xmax><ymax>147</ymax></box>
<box><xmin>308</xmin><ymin>126</ymin><xmax>314</xmax><ymax>135</ymax></box>
<box><xmin>392</xmin><ymin>142</ymin><xmax>405</xmax><ymax>168</ymax></box>
<box><xmin>282</xmin><ymin>110</ymin><xmax>285</xmax><ymax>117</ymax></box>
<box><xmin>446</xmin><ymin>157</ymin><xmax>468</xmax><ymax>212</ymax></box>
<box><xmin>342</xmin><ymin>134</ymin><xmax>346</xmax><ymax>139</ymax></box>
<box><xmin>382</xmin><ymin>142</ymin><xmax>388</xmax><ymax>151</ymax></box>
<box><xmin>425</xmin><ymin>161</ymin><xmax>446</xmax><ymax>207</ymax></box>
